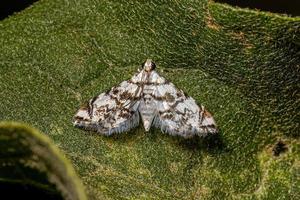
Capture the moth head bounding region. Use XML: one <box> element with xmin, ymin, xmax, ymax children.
<box><xmin>142</xmin><ymin>59</ymin><xmax>156</xmax><ymax>72</ymax></box>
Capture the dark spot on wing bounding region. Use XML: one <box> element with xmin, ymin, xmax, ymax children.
<box><xmin>112</xmin><ymin>87</ymin><xmax>119</xmax><ymax>95</ymax></box>
<box><xmin>74</xmin><ymin>116</ymin><xmax>90</xmax><ymax>122</ymax></box>
<box><xmin>176</xmin><ymin>91</ymin><xmax>183</xmax><ymax>97</ymax></box>
<box><xmin>120</xmin><ymin>91</ymin><xmax>133</xmax><ymax>100</ymax></box>
<box><xmin>165</xmin><ymin>92</ymin><xmax>175</xmax><ymax>102</ymax></box>
<box><xmin>119</xmin><ymin>109</ymin><xmax>131</xmax><ymax>118</ymax></box>
<box><xmin>148</xmin><ymin>93</ymin><xmax>175</xmax><ymax>102</ymax></box>
<box><xmin>74</xmin><ymin>116</ymin><xmax>84</xmax><ymax>120</ymax></box>
<box><xmin>103</xmin><ymin>112</ymin><xmax>110</xmax><ymax>119</ymax></box>
<box><xmin>170</xmin><ymin>98</ymin><xmax>184</xmax><ymax>109</ymax></box>
<box><xmin>151</xmin><ymin>95</ymin><xmax>163</xmax><ymax>101</ymax></box>
<box><xmin>161</xmin><ymin>113</ymin><xmax>174</xmax><ymax>119</ymax></box>
<box><xmin>200</xmin><ymin>124</ymin><xmax>216</xmax><ymax>129</ymax></box>
<box><xmin>95</xmin><ymin>105</ymin><xmax>108</xmax><ymax>114</ymax></box>
<box><xmin>109</xmin><ymin>94</ymin><xmax>122</xmax><ymax>106</ymax></box>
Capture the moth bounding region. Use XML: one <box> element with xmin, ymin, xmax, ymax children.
<box><xmin>73</xmin><ymin>59</ymin><xmax>217</xmax><ymax>138</ymax></box>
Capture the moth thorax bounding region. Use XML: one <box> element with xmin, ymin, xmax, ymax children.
<box><xmin>143</xmin><ymin>59</ymin><xmax>156</xmax><ymax>72</ymax></box>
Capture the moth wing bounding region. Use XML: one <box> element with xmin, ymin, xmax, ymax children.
<box><xmin>73</xmin><ymin>77</ymin><xmax>142</xmax><ymax>135</ymax></box>
<box><xmin>152</xmin><ymin>81</ymin><xmax>218</xmax><ymax>138</ymax></box>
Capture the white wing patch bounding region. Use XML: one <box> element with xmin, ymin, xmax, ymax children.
<box><xmin>73</xmin><ymin>59</ymin><xmax>218</xmax><ymax>137</ymax></box>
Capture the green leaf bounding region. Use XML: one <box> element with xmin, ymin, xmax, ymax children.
<box><xmin>0</xmin><ymin>121</ymin><xmax>87</xmax><ymax>200</ymax></box>
<box><xmin>0</xmin><ymin>0</ymin><xmax>299</xmax><ymax>199</ymax></box>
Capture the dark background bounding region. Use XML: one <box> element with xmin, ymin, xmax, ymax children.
<box><xmin>0</xmin><ymin>0</ymin><xmax>299</xmax><ymax>21</ymax></box>
<box><xmin>215</xmin><ymin>0</ymin><xmax>299</xmax><ymax>16</ymax></box>
<box><xmin>0</xmin><ymin>0</ymin><xmax>38</xmax><ymax>20</ymax></box>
